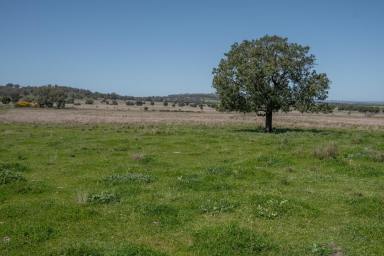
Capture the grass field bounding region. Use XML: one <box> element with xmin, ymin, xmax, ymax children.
<box><xmin>1</xmin><ymin>123</ymin><xmax>384</xmax><ymax>255</ymax></box>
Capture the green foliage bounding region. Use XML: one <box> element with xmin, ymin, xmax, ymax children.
<box><xmin>192</xmin><ymin>224</ymin><xmax>274</xmax><ymax>255</ymax></box>
<box><xmin>36</xmin><ymin>85</ymin><xmax>66</xmax><ymax>108</ymax></box>
<box><xmin>213</xmin><ymin>35</ymin><xmax>330</xmax><ymax>131</ymax></box>
<box><xmin>1</xmin><ymin>96</ymin><xmax>11</xmax><ymax>104</ymax></box>
<box><xmin>337</xmin><ymin>104</ymin><xmax>381</xmax><ymax>113</ymax></box>
<box><xmin>85</xmin><ymin>99</ymin><xmax>94</xmax><ymax>104</ymax></box>
<box><xmin>311</xmin><ymin>243</ymin><xmax>334</xmax><ymax>256</ymax></box>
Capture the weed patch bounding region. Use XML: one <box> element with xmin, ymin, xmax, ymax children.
<box><xmin>313</xmin><ymin>143</ymin><xmax>338</xmax><ymax>160</ymax></box>
<box><xmin>87</xmin><ymin>191</ymin><xmax>120</xmax><ymax>204</ymax></box>
<box><xmin>192</xmin><ymin>224</ymin><xmax>275</xmax><ymax>255</ymax></box>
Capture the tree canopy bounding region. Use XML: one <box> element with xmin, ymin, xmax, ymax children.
<box><xmin>212</xmin><ymin>35</ymin><xmax>330</xmax><ymax>132</ymax></box>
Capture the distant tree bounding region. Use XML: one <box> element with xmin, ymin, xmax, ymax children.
<box><xmin>85</xmin><ymin>99</ymin><xmax>94</xmax><ymax>104</ymax></box>
<box><xmin>199</xmin><ymin>104</ymin><xmax>204</xmax><ymax>110</ymax></box>
<box><xmin>36</xmin><ymin>85</ymin><xmax>66</xmax><ymax>108</ymax></box>
<box><xmin>1</xmin><ymin>96</ymin><xmax>11</xmax><ymax>104</ymax></box>
<box><xmin>213</xmin><ymin>35</ymin><xmax>330</xmax><ymax>132</ymax></box>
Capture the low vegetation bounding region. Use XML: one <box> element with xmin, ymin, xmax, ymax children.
<box><xmin>0</xmin><ymin>123</ymin><xmax>383</xmax><ymax>255</ymax></box>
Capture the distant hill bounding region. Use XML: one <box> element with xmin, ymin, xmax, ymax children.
<box><xmin>0</xmin><ymin>83</ymin><xmax>217</xmax><ymax>104</ymax></box>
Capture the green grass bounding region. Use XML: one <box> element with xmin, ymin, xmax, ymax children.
<box><xmin>0</xmin><ymin>123</ymin><xmax>383</xmax><ymax>255</ymax></box>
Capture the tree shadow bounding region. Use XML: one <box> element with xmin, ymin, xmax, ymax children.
<box><xmin>233</xmin><ymin>127</ymin><xmax>327</xmax><ymax>134</ymax></box>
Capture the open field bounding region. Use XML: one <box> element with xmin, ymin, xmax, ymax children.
<box><xmin>1</xmin><ymin>119</ymin><xmax>384</xmax><ymax>255</ymax></box>
<box><xmin>1</xmin><ymin>106</ymin><xmax>384</xmax><ymax>130</ymax></box>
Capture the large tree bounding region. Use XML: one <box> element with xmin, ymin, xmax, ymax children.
<box><xmin>213</xmin><ymin>35</ymin><xmax>330</xmax><ymax>132</ymax></box>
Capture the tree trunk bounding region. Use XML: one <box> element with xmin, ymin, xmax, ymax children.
<box><xmin>265</xmin><ymin>110</ymin><xmax>273</xmax><ymax>132</ymax></box>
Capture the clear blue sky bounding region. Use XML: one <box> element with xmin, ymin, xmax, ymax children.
<box><xmin>1</xmin><ymin>0</ymin><xmax>383</xmax><ymax>101</ymax></box>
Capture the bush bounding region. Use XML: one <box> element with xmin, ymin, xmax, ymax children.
<box><xmin>144</xmin><ymin>106</ymin><xmax>149</xmax><ymax>111</ymax></box>
<box><xmin>126</xmin><ymin>101</ymin><xmax>135</xmax><ymax>106</ymax></box>
<box><xmin>163</xmin><ymin>101</ymin><xmax>168</xmax><ymax>106</ymax></box>
<box><xmin>313</xmin><ymin>143</ymin><xmax>338</xmax><ymax>160</ymax></box>
<box><xmin>15</xmin><ymin>101</ymin><xmax>32</xmax><ymax>107</ymax></box>
<box><xmin>66</xmin><ymin>98</ymin><xmax>75</xmax><ymax>104</ymax></box>
<box><xmin>135</xmin><ymin>101</ymin><xmax>143</xmax><ymax>106</ymax></box>
<box><xmin>111</xmin><ymin>100</ymin><xmax>118</xmax><ymax>105</ymax></box>
<box><xmin>73</xmin><ymin>102</ymin><xmax>81</xmax><ymax>106</ymax></box>
<box><xmin>150</xmin><ymin>101</ymin><xmax>155</xmax><ymax>105</ymax></box>
<box><xmin>85</xmin><ymin>99</ymin><xmax>94</xmax><ymax>104</ymax></box>
<box><xmin>1</xmin><ymin>96</ymin><xmax>11</xmax><ymax>104</ymax></box>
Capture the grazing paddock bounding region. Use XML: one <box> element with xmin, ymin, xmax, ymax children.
<box><xmin>1</xmin><ymin>106</ymin><xmax>384</xmax><ymax>129</ymax></box>
<box><xmin>0</xmin><ymin>121</ymin><xmax>383</xmax><ymax>255</ymax></box>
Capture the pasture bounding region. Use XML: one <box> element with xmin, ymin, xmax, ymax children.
<box><xmin>0</xmin><ymin>116</ymin><xmax>383</xmax><ymax>255</ymax></box>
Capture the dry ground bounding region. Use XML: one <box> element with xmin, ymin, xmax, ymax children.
<box><xmin>1</xmin><ymin>104</ymin><xmax>384</xmax><ymax>129</ymax></box>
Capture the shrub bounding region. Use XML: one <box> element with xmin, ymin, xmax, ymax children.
<box><xmin>1</xmin><ymin>96</ymin><xmax>11</xmax><ymax>104</ymax></box>
<box><xmin>144</xmin><ymin>106</ymin><xmax>149</xmax><ymax>111</ymax></box>
<box><xmin>313</xmin><ymin>143</ymin><xmax>338</xmax><ymax>160</ymax></box>
<box><xmin>150</xmin><ymin>101</ymin><xmax>155</xmax><ymax>105</ymax></box>
<box><xmin>163</xmin><ymin>101</ymin><xmax>168</xmax><ymax>106</ymax></box>
<box><xmin>15</xmin><ymin>101</ymin><xmax>32</xmax><ymax>107</ymax></box>
<box><xmin>126</xmin><ymin>101</ymin><xmax>135</xmax><ymax>106</ymax></box>
<box><xmin>66</xmin><ymin>98</ymin><xmax>75</xmax><ymax>104</ymax></box>
<box><xmin>111</xmin><ymin>100</ymin><xmax>118</xmax><ymax>105</ymax></box>
<box><xmin>85</xmin><ymin>99</ymin><xmax>94</xmax><ymax>104</ymax></box>
<box><xmin>135</xmin><ymin>101</ymin><xmax>143</xmax><ymax>106</ymax></box>
<box><xmin>192</xmin><ymin>224</ymin><xmax>274</xmax><ymax>255</ymax></box>
<box><xmin>87</xmin><ymin>191</ymin><xmax>120</xmax><ymax>204</ymax></box>
<box><xmin>74</xmin><ymin>102</ymin><xmax>81</xmax><ymax>106</ymax></box>
<box><xmin>103</xmin><ymin>173</ymin><xmax>153</xmax><ymax>184</ymax></box>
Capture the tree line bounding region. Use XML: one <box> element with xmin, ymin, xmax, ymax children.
<box><xmin>0</xmin><ymin>83</ymin><xmax>218</xmax><ymax>108</ymax></box>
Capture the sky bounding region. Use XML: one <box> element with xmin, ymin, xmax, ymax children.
<box><xmin>0</xmin><ymin>0</ymin><xmax>383</xmax><ymax>101</ymax></box>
